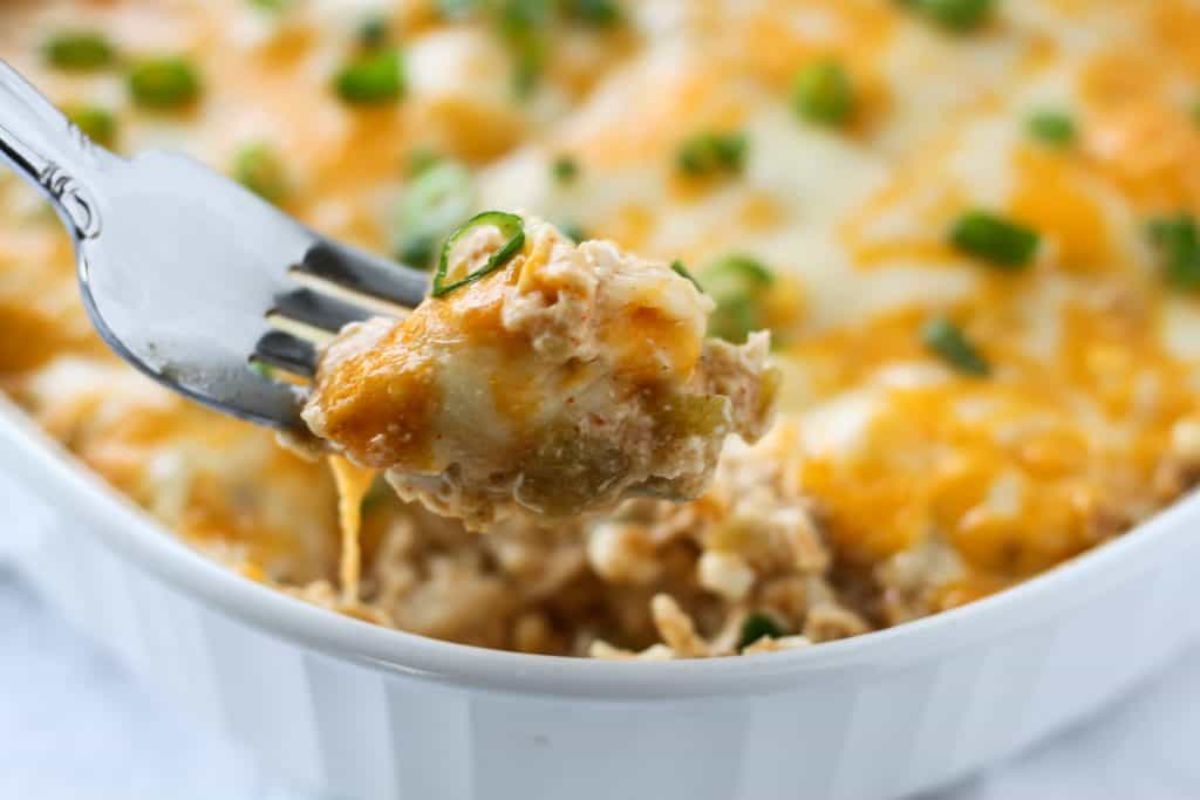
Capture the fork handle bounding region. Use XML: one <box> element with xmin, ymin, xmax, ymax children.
<box><xmin>0</xmin><ymin>60</ymin><xmax>108</xmax><ymax>241</ymax></box>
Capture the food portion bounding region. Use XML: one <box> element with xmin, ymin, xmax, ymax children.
<box><xmin>1</xmin><ymin>0</ymin><xmax>1199</xmax><ymax>658</ymax></box>
<box><xmin>303</xmin><ymin>215</ymin><xmax>776</xmax><ymax>529</ymax></box>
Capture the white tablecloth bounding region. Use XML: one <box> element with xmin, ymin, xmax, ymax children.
<box><xmin>2</xmin><ymin>562</ymin><xmax>1198</xmax><ymax>800</ymax></box>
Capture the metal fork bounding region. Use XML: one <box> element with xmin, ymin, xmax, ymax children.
<box><xmin>0</xmin><ymin>61</ymin><xmax>428</xmax><ymax>430</ymax></box>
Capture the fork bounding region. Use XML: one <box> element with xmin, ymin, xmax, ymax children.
<box><xmin>0</xmin><ymin>61</ymin><xmax>428</xmax><ymax>430</ymax></box>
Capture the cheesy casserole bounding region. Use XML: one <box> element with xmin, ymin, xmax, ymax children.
<box><xmin>1</xmin><ymin>0</ymin><xmax>1199</xmax><ymax>658</ymax></box>
<box><xmin>304</xmin><ymin>215</ymin><xmax>777</xmax><ymax>530</ymax></box>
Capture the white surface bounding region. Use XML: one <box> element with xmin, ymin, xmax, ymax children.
<box><xmin>3</xmin><ymin>564</ymin><xmax>1200</xmax><ymax>800</ymax></box>
<box><xmin>5</xmin><ymin>400</ymin><xmax>1200</xmax><ymax>800</ymax></box>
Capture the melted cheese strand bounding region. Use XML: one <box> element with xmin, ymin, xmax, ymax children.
<box><xmin>328</xmin><ymin>456</ymin><xmax>377</xmax><ymax>605</ymax></box>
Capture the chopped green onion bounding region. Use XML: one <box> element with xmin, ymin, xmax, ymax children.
<box><xmin>904</xmin><ymin>0</ymin><xmax>994</xmax><ymax>33</ymax></box>
<box><xmin>702</xmin><ymin>254</ymin><xmax>775</xmax><ymax>343</ymax></box>
<box><xmin>233</xmin><ymin>143</ymin><xmax>290</xmax><ymax>205</ymax></box>
<box><xmin>552</xmin><ymin>155</ymin><xmax>580</xmax><ymax>185</ymax></box>
<box><xmin>500</xmin><ymin>0</ymin><xmax>552</xmax><ymax>98</ymax></box>
<box><xmin>43</xmin><ymin>31</ymin><xmax>116</xmax><ymax>71</ymax></box>
<box><xmin>1147</xmin><ymin>214</ymin><xmax>1200</xmax><ymax>291</ymax></box>
<box><xmin>357</xmin><ymin>15</ymin><xmax>390</xmax><ymax>49</ymax></box>
<box><xmin>738</xmin><ymin>612</ymin><xmax>786</xmax><ymax>650</ymax></box>
<box><xmin>500</xmin><ymin>0</ymin><xmax>553</xmax><ymax>38</ymax></box>
<box><xmin>433</xmin><ymin>211</ymin><xmax>526</xmax><ymax>297</ymax></box>
<box><xmin>558</xmin><ymin>221</ymin><xmax>587</xmax><ymax>243</ymax></box>
<box><xmin>677</xmin><ymin>131</ymin><xmax>748</xmax><ymax>178</ymax></box>
<box><xmin>1027</xmin><ymin>109</ymin><xmax>1076</xmax><ymax>147</ymax></box>
<box><xmin>396</xmin><ymin>160</ymin><xmax>476</xmax><ymax>269</ymax></box>
<box><xmin>435</xmin><ymin>0</ymin><xmax>482</xmax><ymax>19</ymax></box>
<box><xmin>670</xmin><ymin>260</ymin><xmax>703</xmax><ymax>292</ymax></box>
<box><xmin>792</xmin><ymin>59</ymin><xmax>854</xmax><ymax>127</ymax></box>
<box><xmin>949</xmin><ymin>210</ymin><xmax>1040</xmax><ymax>269</ymax></box>
<box><xmin>128</xmin><ymin>57</ymin><xmax>202</xmax><ymax>110</ymax></box>
<box><xmin>564</xmin><ymin>0</ymin><xmax>623</xmax><ymax>27</ymax></box>
<box><xmin>1190</xmin><ymin>99</ymin><xmax>1200</xmax><ymax>128</ymax></box>
<box><xmin>334</xmin><ymin>48</ymin><xmax>404</xmax><ymax>105</ymax></box>
<box><xmin>66</xmin><ymin>106</ymin><xmax>117</xmax><ymax>148</ymax></box>
<box><xmin>249</xmin><ymin>0</ymin><xmax>293</xmax><ymax>11</ymax></box>
<box><xmin>922</xmin><ymin>316</ymin><xmax>990</xmax><ymax>376</ymax></box>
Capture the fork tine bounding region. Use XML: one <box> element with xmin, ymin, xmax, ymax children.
<box><xmin>295</xmin><ymin>240</ymin><xmax>428</xmax><ymax>309</ymax></box>
<box><xmin>270</xmin><ymin>287</ymin><xmax>369</xmax><ymax>333</ymax></box>
<box><xmin>254</xmin><ymin>330</ymin><xmax>316</xmax><ymax>378</ymax></box>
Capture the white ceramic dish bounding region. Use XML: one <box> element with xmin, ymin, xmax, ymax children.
<box><xmin>1</xmin><ymin>394</ymin><xmax>1198</xmax><ymax>800</ymax></box>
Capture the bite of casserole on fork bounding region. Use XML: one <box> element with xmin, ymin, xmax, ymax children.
<box><xmin>302</xmin><ymin>213</ymin><xmax>779</xmax><ymax>529</ymax></box>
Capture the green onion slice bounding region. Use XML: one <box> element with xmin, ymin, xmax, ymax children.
<box><xmin>670</xmin><ymin>260</ymin><xmax>703</xmax><ymax>292</ymax></box>
<box><xmin>906</xmin><ymin>0</ymin><xmax>994</xmax><ymax>33</ymax></box>
<box><xmin>66</xmin><ymin>106</ymin><xmax>117</xmax><ymax>148</ymax></box>
<box><xmin>565</xmin><ymin>0</ymin><xmax>623</xmax><ymax>27</ymax></box>
<box><xmin>949</xmin><ymin>210</ymin><xmax>1040</xmax><ymax>269</ymax></box>
<box><xmin>433</xmin><ymin>211</ymin><xmax>526</xmax><ymax>297</ymax></box>
<box><xmin>43</xmin><ymin>31</ymin><xmax>116</xmax><ymax>71</ymax></box>
<box><xmin>128</xmin><ymin>57</ymin><xmax>202</xmax><ymax>110</ymax></box>
<box><xmin>233</xmin><ymin>143</ymin><xmax>290</xmax><ymax>205</ymax></box>
<box><xmin>793</xmin><ymin>59</ymin><xmax>854</xmax><ymax>127</ymax></box>
<box><xmin>396</xmin><ymin>160</ymin><xmax>476</xmax><ymax>269</ymax></box>
<box><xmin>552</xmin><ymin>155</ymin><xmax>580</xmax><ymax>185</ymax></box>
<box><xmin>922</xmin><ymin>316</ymin><xmax>990</xmax><ymax>376</ymax></box>
<box><xmin>334</xmin><ymin>48</ymin><xmax>404</xmax><ymax>105</ymax></box>
<box><xmin>676</xmin><ymin>131</ymin><xmax>748</xmax><ymax>177</ymax></box>
<box><xmin>1026</xmin><ymin>109</ymin><xmax>1076</xmax><ymax>147</ymax></box>
<box><xmin>1147</xmin><ymin>213</ymin><xmax>1200</xmax><ymax>291</ymax></box>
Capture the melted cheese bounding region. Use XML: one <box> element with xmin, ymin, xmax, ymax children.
<box><xmin>328</xmin><ymin>456</ymin><xmax>376</xmax><ymax>605</ymax></box>
<box><xmin>0</xmin><ymin>0</ymin><xmax>1198</xmax><ymax>655</ymax></box>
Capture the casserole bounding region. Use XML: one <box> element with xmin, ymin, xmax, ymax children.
<box><xmin>3</xmin><ymin>0</ymin><xmax>1200</xmax><ymax>795</ymax></box>
<box><xmin>3</xmin><ymin>395</ymin><xmax>1199</xmax><ymax>799</ymax></box>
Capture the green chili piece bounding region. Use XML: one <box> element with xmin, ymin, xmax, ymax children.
<box><xmin>44</xmin><ymin>31</ymin><xmax>116</xmax><ymax>71</ymax></box>
<box><xmin>66</xmin><ymin>106</ymin><xmax>117</xmax><ymax>148</ymax></box>
<box><xmin>738</xmin><ymin>612</ymin><xmax>786</xmax><ymax>650</ymax></box>
<box><xmin>949</xmin><ymin>210</ymin><xmax>1040</xmax><ymax>269</ymax></box>
<box><xmin>433</xmin><ymin>211</ymin><xmax>526</xmax><ymax>297</ymax></box>
<box><xmin>500</xmin><ymin>0</ymin><xmax>552</xmax><ymax>98</ymax></box>
<box><xmin>249</xmin><ymin>0</ymin><xmax>293</xmax><ymax>11</ymax></box>
<box><xmin>128</xmin><ymin>57</ymin><xmax>202</xmax><ymax>110</ymax></box>
<box><xmin>396</xmin><ymin>160</ymin><xmax>476</xmax><ymax>270</ymax></box>
<box><xmin>565</xmin><ymin>0</ymin><xmax>622</xmax><ymax>27</ymax></box>
<box><xmin>1026</xmin><ymin>109</ymin><xmax>1076</xmax><ymax>147</ymax></box>
<box><xmin>793</xmin><ymin>59</ymin><xmax>854</xmax><ymax>127</ymax></box>
<box><xmin>1147</xmin><ymin>214</ymin><xmax>1200</xmax><ymax>291</ymax></box>
<box><xmin>552</xmin><ymin>155</ymin><xmax>580</xmax><ymax>185</ymax></box>
<box><xmin>904</xmin><ymin>0</ymin><xmax>993</xmax><ymax>33</ymax></box>
<box><xmin>334</xmin><ymin>48</ymin><xmax>404</xmax><ymax>105</ymax></box>
<box><xmin>922</xmin><ymin>316</ymin><xmax>991</xmax><ymax>376</ymax></box>
<box><xmin>233</xmin><ymin>143</ymin><xmax>290</xmax><ymax>205</ymax></box>
<box><xmin>677</xmin><ymin>131</ymin><xmax>748</xmax><ymax>177</ymax></box>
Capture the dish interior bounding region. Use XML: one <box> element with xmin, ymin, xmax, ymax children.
<box><xmin>0</xmin><ymin>0</ymin><xmax>1198</xmax><ymax>660</ymax></box>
